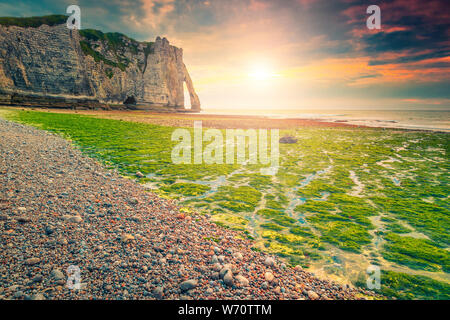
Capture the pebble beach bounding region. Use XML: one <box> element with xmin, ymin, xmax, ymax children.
<box><xmin>0</xmin><ymin>119</ymin><xmax>376</xmax><ymax>300</ymax></box>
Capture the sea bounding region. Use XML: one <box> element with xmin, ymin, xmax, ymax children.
<box><xmin>200</xmin><ymin>109</ymin><xmax>450</xmax><ymax>132</ymax></box>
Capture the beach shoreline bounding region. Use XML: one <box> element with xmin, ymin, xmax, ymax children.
<box><xmin>2</xmin><ymin>106</ymin><xmax>449</xmax><ymax>133</ymax></box>
<box><xmin>1</xmin><ymin>108</ymin><xmax>448</xmax><ymax>300</ymax></box>
<box><xmin>0</xmin><ymin>117</ymin><xmax>378</xmax><ymax>300</ymax></box>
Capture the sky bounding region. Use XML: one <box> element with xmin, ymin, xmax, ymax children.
<box><xmin>1</xmin><ymin>0</ymin><xmax>449</xmax><ymax>111</ymax></box>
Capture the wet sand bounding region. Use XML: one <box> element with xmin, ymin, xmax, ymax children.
<box><xmin>2</xmin><ymin>107</ymin><xmax>364</xmax><ymax>129</ymax></box>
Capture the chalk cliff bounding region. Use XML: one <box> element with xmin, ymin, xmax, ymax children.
<box><xmin>0</xmin><ymin>16</ymin><xmax>200</xmax><ymax>111</ymax></box>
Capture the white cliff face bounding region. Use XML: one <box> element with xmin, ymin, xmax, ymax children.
<box><xmin>143</xmin><ymin>37</ymin><xmax>184</xmax><ymax>108</ymax></box>
<box><xmin>0</xmin><ymin>24</ymin><xmax>91</xmax><ymax>96</ymax></box>
<box><xmin>0</xmin><ymin>23</ymin><xmax>200</xmax><ymax>110</ymax></box>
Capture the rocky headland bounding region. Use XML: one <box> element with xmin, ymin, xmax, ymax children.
<box><xmin>0</xmin><ymin>15</ymin><xmax>200</xmax><ymax>111</ymax></box>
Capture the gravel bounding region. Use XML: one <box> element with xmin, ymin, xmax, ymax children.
<box><xmin>0</xmin><ymin>119</ymin><xmax>377</xmax><ymax>300</ymax></box>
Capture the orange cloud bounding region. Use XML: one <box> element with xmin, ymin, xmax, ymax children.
<box><xmin>129</xmin><ymin>0</ymin><xmax>176</xmax><ymax>29</ymax></box>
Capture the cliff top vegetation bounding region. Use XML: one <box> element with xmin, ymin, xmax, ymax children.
<box><xmin>0</xmin><ymin>15</ymin><xmax>67</xmax><ymax>28</ymax></box>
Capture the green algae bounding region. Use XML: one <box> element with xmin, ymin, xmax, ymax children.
<box><xmin>3</xmin><ymin>109</ymin><xmax>449</xmax><ymax>299</ymax></box>
<box><xmin>160</xmin><ymin>182</ymin><xmax>210</xmax><ymax>197</ymax></box>
<box><xmin>382</xmin><ymin>233</ymin><xmax>450</xmax><ymax>272</ymax></box>
<box><xmin>354</xmin><ymin>270</ymin><xmax>450</xmax><ymax>300</ymax></box>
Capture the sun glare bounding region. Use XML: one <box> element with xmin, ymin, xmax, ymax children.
<box><xmin>248</xmin><ymin>64</ymin><xmax>278</xmax><ymax>81</ymax></box>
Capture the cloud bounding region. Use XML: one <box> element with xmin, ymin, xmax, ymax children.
<box><xmin>0</xmin><ymin>0</ymin><xmax>448</xmax><ymax>109</ymax></box>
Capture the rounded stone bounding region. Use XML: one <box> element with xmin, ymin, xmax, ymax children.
<box><xmin>264</xmin><ymin>257</ymin><xmax>275</xmax><ymax>267</ymax></box>
<box><xmin>264</xmin><ymin>271</ymin><xmax>274</xmax><ymax>282</ymax></box>
<box><xmin>223</xmin><ymin>271</ymin><xmax>233</xmax><ymax>286</ymax></box>
<box><xmin>180</xmin><ymin>279</ymin><xmax>197</xmax><ymax>292</ymax></box>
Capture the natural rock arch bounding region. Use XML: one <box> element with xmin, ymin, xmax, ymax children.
<box><xmin>182</xmin><ymin>63</ymin><xmax>200</xmax><ymax>111</ymax></box>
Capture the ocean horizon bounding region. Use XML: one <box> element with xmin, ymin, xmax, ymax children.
<box><xmin>200</xmin><ymin>109</ymin><xmax>450</xmax><ymax>132</ymax></box>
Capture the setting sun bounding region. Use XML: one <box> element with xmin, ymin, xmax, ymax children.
<box><xmin>248</xmin><ymin>64</ymin><xmax>279</xmax><ymax>81</ymax></box>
